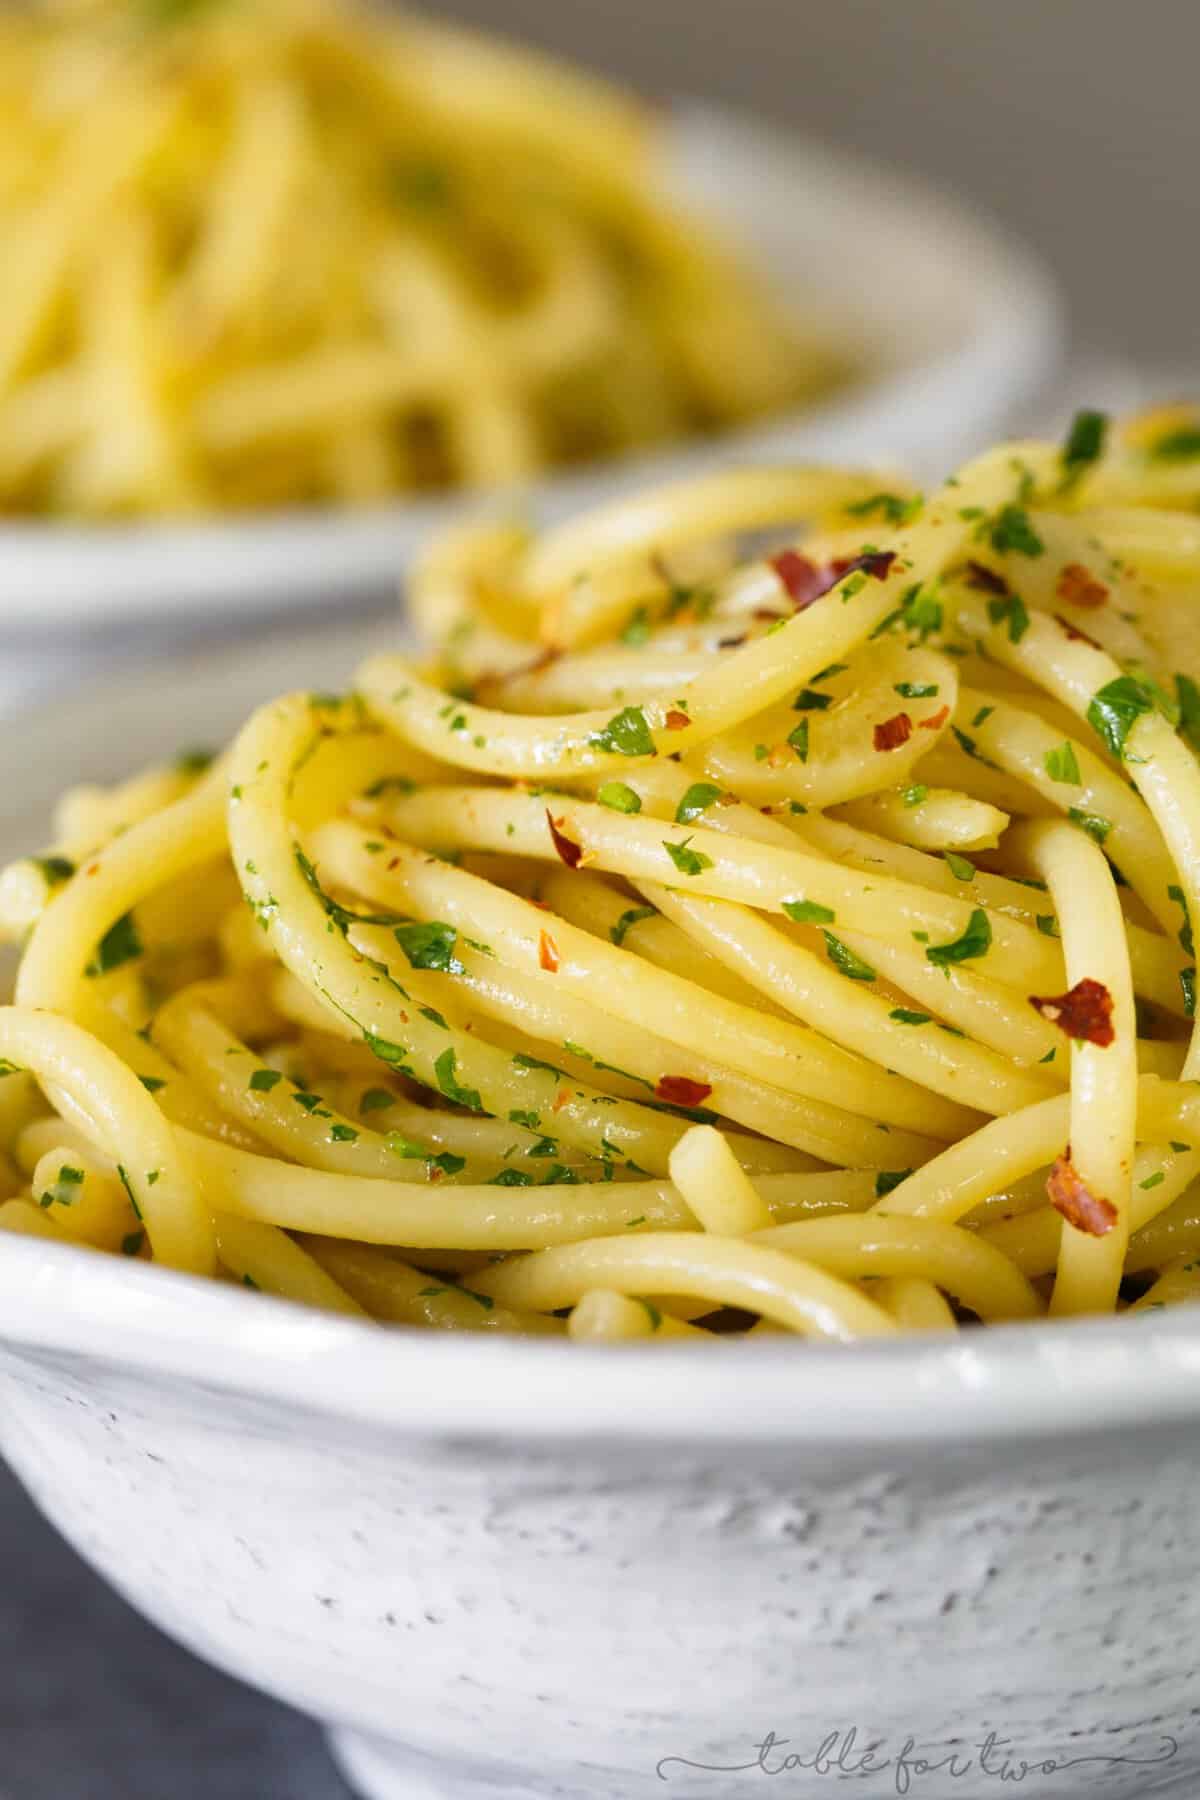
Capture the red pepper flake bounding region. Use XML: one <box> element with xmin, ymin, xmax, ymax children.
<box><xmin>842</xmin><ymin>549</ymin><xmax>897</xmax><ymax>582</ymax></box>
<box><xmin>552</xmin><ymin>1086</ymin><xmax>571</xmax><ymax>1112</ymax></box>
<box><xmin>387</xmin><ymin>855</ymin><xmax>401</xmax><ymax>871</ymax></box>
<box><xmin>546</xmin><ymin>810</ymin><xmax>583</xmax><ymax>870</ymax></box>
<box><xmin>873</xmin><ymin>712</ymin><xmax>913</xmax><ymax>752</ymax></box>
<box><xmin>1053</xmin><ymin>612</ymin><xmax>1101</xmax><ymax>649</ymax></box>
<box><xmin>664</xmin><ymin>709</ymin><xmax>690</xmax><ymax>730</ymax></box>
<box><xmin>769</xmin><ymin>550</ymin><xmax>825</xmax><ymax>608</ymax></box>
<box><xmin>654</xmin><ymin>1074</ymin><xmax>713</xmax><ymax>1107</ymax></box>
<box><xmin>1046</xmin><ymin>1149</ymin><xmax>1118</xmax><ymax>1237</ymax></box>
<box><xmin>1028</xmin><ymin>977</ymin><xmax>1115</xmax><ymax>1046</ymax></box>
<box><xmin>966</xmin><ymin>560</ymin><xmax>1010</xmax><ymax>596</ymax></box>
<box><xmin>918</xmin><ymin>704</ymin><xmax>951</xmax><ymax>732</ymax></box>
<box><xmin>538</xmin><ymin>929</ymin><xmax>560</xmax><ymax>973</ymax></box>
<box><xmin>1056</xmin><ymin>563</ymin><xmax>1109</xmax><ymax>608</ymax></box>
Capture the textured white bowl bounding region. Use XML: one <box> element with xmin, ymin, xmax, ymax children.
<box><xmin>1</xmin><ymin>637</ymin><xmax>1199</xmax><ymax>1799</ymax></box>
<box><xmin>0</xmin><ymin>103</ymin><xmax>1060</xmax><ymax>631</ymax></box>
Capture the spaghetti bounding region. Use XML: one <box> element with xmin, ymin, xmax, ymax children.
<box><xmin>0</xmin><ymin>0</ymin><xmax>840</xmax><ymax>518</ymax></box>
<box><xmin>4</xmin><ymin>407</ymin><xmax>1200</xmax><ymax>1342</ymax></box>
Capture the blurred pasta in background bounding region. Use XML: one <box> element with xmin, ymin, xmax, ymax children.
<box><xmin>0</xmin><ymin>0</ymin><xmax>843</xmax><ymax>518</ymax></box>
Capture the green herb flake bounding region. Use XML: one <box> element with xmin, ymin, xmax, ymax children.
<box><xmin>989</xmin><ymin>505</ymin><xmax>1044</xmax><ymax>558</ymax></box>
<box><xmin>782</xmin><ymin>898</ymin><xmax>835</xmax><ymax>925</ymax></box>
<box><xmin>1182</xmin><ymin>967</ymin><xmax>1197</xmax><ymax>1018</ymax></box>
<box><xmin>359</xmin><ymin>1087</ymin><xmax>395</xmax><ymax>1114</ymax></box>
<box><xmin>874</xmin><ymin>1169</ymin><xmax>913</xmax><ymax>1197</ymax></box>
<box><xmin>986</xmin><ymin>591</ymin><xmax>1031</xmax><ymax>643</ymax></box>
<box><xmin>434</xmin><ymin>1047</ymin><xmax>483</xmax><ymax>1112</ymax></box>
<box><xmin>589</xmin><ymin>706</ymin><xmax>655</xmax><ymax>758</ymax></box>
<box><xmin>393</xmin><ymin>919</ymin><xmax>464</xmax><ymax>973</ymax></box>
<box><xmin>662</xmin><ymin>837</ymin><xmax>712</xmax><ymax>877</ymax></box>
<box><xmin>1044</xmin><ymin>742</ymin><xmax>1082</xmax><ymax>784</ymax></box>
<box><xmin>1148</xmin><ymin>426</ymin><xmax>1200</xmax><ymax>462</ymax></box>
<box><xmin>890</xmin><ymin>1009</ymin><xmax>932</xmax><ymax>1026</ymax></box>
<box><xmin>1068</xmin><ymin>806</ymin><xmax>1113</xmax><ymax>844</ymax></box>
<box><xmin>1087</xmin><ymin>675</ymin><xmax>1155</xmax><ymax>761</ymax></box>
<box><xmin>596</xmin><ymin>780</ymin><xmax>642</xmax><ymax>814</ymax></box>
<box><xmin>1036</xmin><ymin>914</ymin><xmax>1062</xmax><ymax>938</ymax></box>
<box><xmin>1168</xmin><ymin>883</ymin><xmax>1195</xmax><ymax>956</ymax></box>
<box><xmin>894</xmin><ymin>682</ymin><xmax>939</xmax><ymax>699</ymax></box>
<box><xmin>121</xmin><ymin>1231</ymin><xmax>145</xmax><ymax>1258</ymax></box>
<box><xmin>490</xmin><ymin>1168</ymin><xmax>534</xmax><ymax>1186</ymax></box>
<box><xmin>1140</xmin><ymin>1171</ymin><xmax>1166</xmax><ymax>1191</ymax></box>
<box><xmin>822</xmin><ymin>931</ymin><xmax>876</xmax><ymax>982</ymax></box>
<box><xmin>38</xmin><ymin>1165</ymin><xmax>83</xmax><ymax>1209</ymax></box>
<box><xmin>1176</xmin><ymin>673</ymin><xmax>1200</xmax><ymax>753</ymax></box>
<box><xmin>138</xmin><ymin>1074</ymin><xmax>166</xmax><ymax>1093</ymax></box>
<box><xmin>787</xmin><ymin>720</ymin><xmax>810</xmax><ymax>762</ymax></box>
<box><xmin>944</xmin><ymin>851</ymin><xmax>976</xmax><ymax>882</ymax></box>
<box><xmin>620</xmin><ymin>607</ymin><xmax>651</xmax><ymax>647</ymax></box>
<box><xmin>926</xmin><ymin>907</ymin><xmax>992</xmax><ymax>967</ymax></box>
<box><xmin>248</xmin><ymin>1068</ymin><xmax>283</xmax><ymax>1092</ymax></box>
<box><xmin>792</xmin><ymin>688</ymin><xmax>833</xmax><ymax>712</ymax></box>
<box><xmin>901</xmin><ymin>784</ymin><xmax>928</xmax><ymax>808</ymax></box>
<box><xmin>85</xmin><ymin>911</ymin><xmax>143</xmax><ymax>978</ymax></box>
<box><xmin>636</xmin><ymin>1298</ymin><xmax>663</xmax><ymax>1331</ymax></box>
<box><xmin>330</xmin><ymin>1124</ymin><xmax>359</xmax><ymax>1143</ymax></box>
<box><xmin>32</xmin><ymin>854</ymin><xmax>75</xmax><ymax>887</ymax></box>
<box><xmin>675</xmin><ymin>782</ymin><xmax>723</xmax><ymax>824</ymax></box>
<box><xmin>610</xmin><ymin>905</ymin><xmax>656</xmax><ymax>947</ymax></box>
<box><xmin>1061</xmin><ymin>410</ymin><xmax>1108</xmax><ymax>481</ymax></box>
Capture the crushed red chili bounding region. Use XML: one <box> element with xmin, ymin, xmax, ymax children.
<box><xmin>546</xmin><ymin>810</ymin><xmax>583</xmax><ymax>870</ymax></box>
<box><xmin>919</xmin><ymin>704</ymin><xmax>951</xmax><ymax>732</ymax></box>
<box><xmin>1029</xmin><ymin>977</ymin><xmax>1115</xmax><ymax>1046</ymax></box>
<box><xmin>1054</xmin><ymin>612</ymin><xmax>1102</xmax><ymax>648</ymax></box>
<box><xmin>1046</xmin><ymin>1150</ymin><xmax>1118</xmax><ymax>1237</ymax></box>
<box><xmin>664</xmin><ymin>709</ymin><xmax>690</xmax><ymax>730</ymax></box>
<box><xmin>654</xmin><ymin>1074</ymin><xmax>713</xmax><ymax>1107</ymax></box>
<box><xmin>873</xmin><ymin>712</ymin><xmax>913</xmax><ymax>752</ymax></box>
<box><xmin>1056</xmin><ymin>563</ymin><xmax>1109</xmax><ymax>608</ymax></box>
<box><xmin>769</xmin><ymin>550</ymin><xmax>824</xmax><ymax>608</ymax></box>
<box><xmin>965</xmin><ymin>560</ymin><xmax>1010</xmax><ymax>596</ymax></box>
<box><xmin>537</xmin><ymin>929</ymin><xmax>560</xmax><ymax>973</ymax></box>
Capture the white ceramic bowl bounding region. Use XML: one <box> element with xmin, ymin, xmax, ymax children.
<box><xmin>0</xmin><ymin>103</ymin><xmax>1060</xmax><ymax>632</ymax></box>
<box><xmin>1</xmin><ymin>636</ymin><xmax>1199</xmax><ymax>1800</ymax></box>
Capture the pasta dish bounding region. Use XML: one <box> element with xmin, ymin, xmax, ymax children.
<box><xmin>0</xmin><ymin>0</ymin><xmax>839</xmax><ymax>518</ymax></box>
<box><xmin>3</xmin><ymin>409</ymin><xmax>1200</xmax><ymax>1343</ymax></box>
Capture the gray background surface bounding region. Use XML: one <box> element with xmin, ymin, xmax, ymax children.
<box><xmin>2</xmin><ymin>2</ymin><xmax>1197</xmax><ymax>1795</ymax></box>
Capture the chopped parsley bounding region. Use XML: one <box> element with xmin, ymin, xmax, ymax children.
<box><xmin>675</xmin><ymin>782</ymin><xmax>723</xmax><ymax>824</ymax></box>
<box><xmin>359</xmin><ymin>1087</ymin><xmax>395</xmax><ymax>1114</ymax></box>
<box><xmin>944</xmin><ymin>851</ymin><xmax>975</xmax><ymax>882</ymax></box>
<box><xmin>588</xmin><ymin>706</ymin><xmax>655</xmax><ymax>758</ymax></box>
<box><xmin>1068</xmin><ymin>807</ymin><xmax>1112</xmax><ymax>844</ymax></box>
<box><xmin>31</xmin><ymin>854</ymin><xmax>75</xmax><ymax>887</ymax></box>
<box><xmin>1060</xmin><ymin>409</ymin><xmax>1108</xmax><ymax>481</ymax></box>
<box><xmin>782</xmin><ymin>899</ymin><xmax>835</xmax><ymax>925</ymax></box>
<box><xmin>890</xmin><ymin>1009</ymin><xmax>931</xmax><ymax>1026</ymax></box>
<box><xmin>1168</xmin><ymin>883</ymin><xmax>1195</xmax><ymax>956</ymax></box>
<box><xmin>596</xmin><ymin>781</ymin><xmax>642</xmax><ymax>814</ymax></box>
<box><xmin>926</xmin><ymin>907</ymin><xmax>992</xmax><ymax>967</ymax></box>
<box><xmin>894</xmin><ymin>682</ymin><xmax>938</xmax><ymax>699</ymax></box>
<box><xmin>248</xmin><ymin>1068</ymin><xmax>283</xmax><ymax>1092</ymax></box>
<box><xmin>874</xmin><ymin>1169</ymin><xmax>913</xmax><ymax>1197</ymax></box>
<box><xmin>434</xmin><ymin>1047</ymin><xmax>482</xmax><ymax>1112</ymax></box>
<box><xmin>610</xmin><ymin>905</ymin><xmax>656</xmax><ymax>946</ymax></box>
<box><xmin>901</xmin><ymin>784</ymin><xmax>928</xmax><ymax>807</ymax></box>
<box><xmin>846</xmin><ymin>491</ymin><xmax>922</xmax><ymax>525</ymax></box>
<box><xmin>662</xmin><ymin>837</ymin><xmax>712</xmax><ymax>877</ymax></box>
<box><xmin>1148</xmin><ymin>426</ymin><xmax>1200</xmax><ymax>462</ymax></box>
<box><xmin>986</xmin><ymin>591</ymin><xmax>1031</xmax><ymax>643</ymax></box>
<box><xmin>1044</xmin><ymin>742</ymin><xmax>1082</xmax><ymax>784</ymax></box>
<box><xmin>1087</xmin><ymin>675</ymin><xmax>1155</xmax><ymax>760</ymax></box>
<box><xmin>792</xmin><ymin>688</ymin><xmax>834</xmax><ymax>712</ymax></box>
<box><xmin>38</xmin><ymin>1165</ymin><xmax>83</xmax><ymax>1209</ymax></box>
<box><xmin>787</xmin><ymin>720</ymin><xmax>810</xmax><ymax>761</ymax></box>
<box><xmin>989</xmin><ymin>505</ymin><xmax>1044</xmax><ymax>558</ymax></box>
<box><xmin>85</xmin><ymin>911</ymin><xmax>143</xmax><ymax>977</ymax></box>
<box><xmin>822</xmin><ymin>932</ymin><xmax>876</xmax><ymax>982</ymax></box>
<box><xmin>393</xmin><ymin>920</ymin><xmax>464</xmax><ymax>973</ymax></box>
<box><xmin>330</xmin><ymin>1124</ymin><xmax>359</xmax><ymax>1143</ymax></box>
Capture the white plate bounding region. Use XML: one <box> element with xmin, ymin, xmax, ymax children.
<box><xmin>0</xmin><ymin>103</ymin><xmax>1060</xmax><ymax>632</ymax></box>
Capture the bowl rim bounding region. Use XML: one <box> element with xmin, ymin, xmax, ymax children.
<box><xmin>2</xmin><ymin>1232</ymin><xmax>1199</xmax><ymax>1446</ymax></box>
<box><xmin>0</xmin><ymin>99</ymin><xmax>1061</xmax><ymax>631</ymax></box>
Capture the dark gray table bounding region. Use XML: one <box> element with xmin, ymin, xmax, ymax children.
<box><xmin>0</xmin><ymin>1464</ymin><xmax>355</xmax><ymax>1800</ymax></box>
